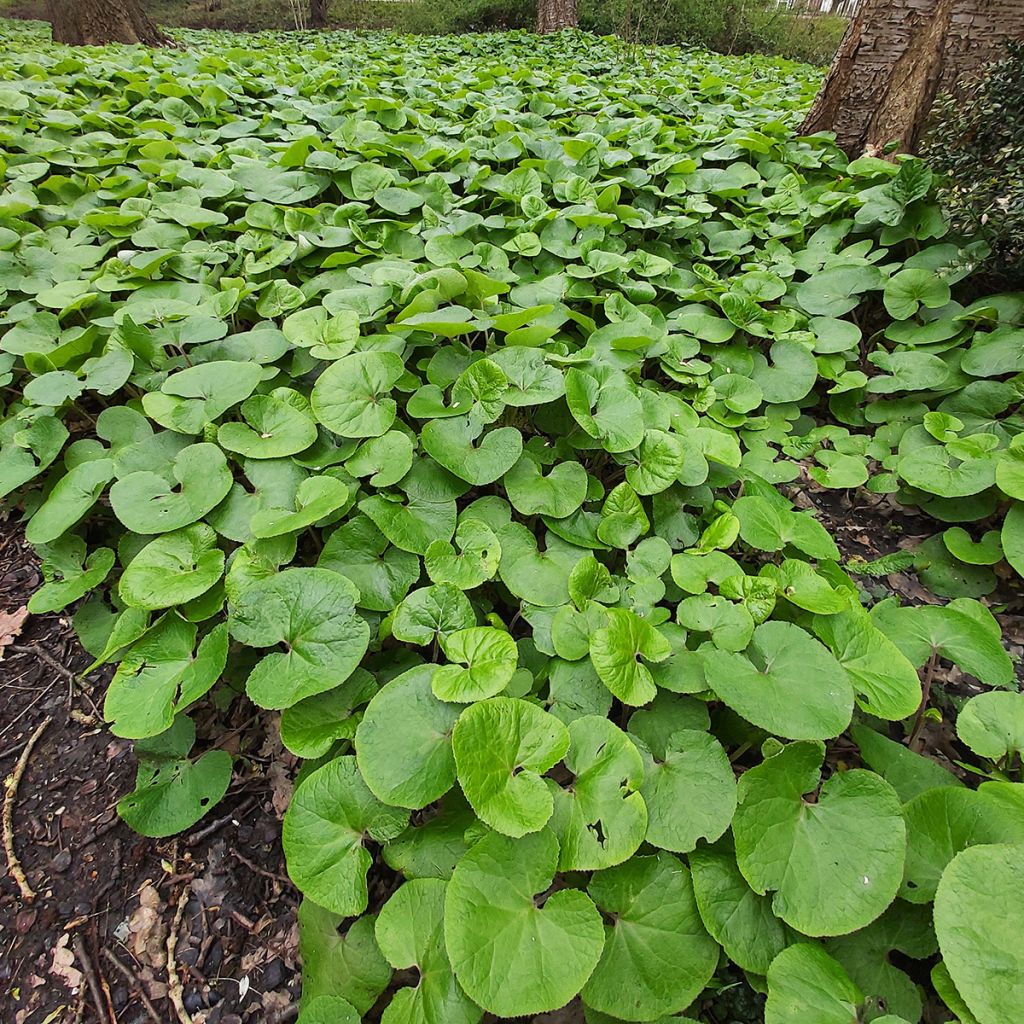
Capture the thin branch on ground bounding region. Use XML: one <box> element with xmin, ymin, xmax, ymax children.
<box><xmin>102</xmin><ymin>947</ymin><xmax>163</xmax><ymax>1024</ymax></box>
<box><xmin>3</xmin><ymin>715</ymin><xmax>51</xmax><ymax>901</ymax></box>
<box><xmin>167</xmin><ymin>887</ymin><xmax>195</xmax><ymax>1024</ymax></box>
<box><xmin>72</xmin><ymin>934</ymin><xmax>115</xmax><ymax>1024</ymax></box>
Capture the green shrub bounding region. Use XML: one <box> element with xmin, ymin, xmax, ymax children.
<box><xmin>578</xmin><ymin>0</ymin><xmax>845</xmax><ymax>63</ymax></box>
<box><xmin>922</xmin><ymin>41</ymin><xmax>1024</xmax><ymax>287</ymax></box>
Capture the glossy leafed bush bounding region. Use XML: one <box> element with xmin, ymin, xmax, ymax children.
<box><xmin>1</xmin><ymin>21</ymin><xmax>1022</xmax><ymax>1024</ymax></box>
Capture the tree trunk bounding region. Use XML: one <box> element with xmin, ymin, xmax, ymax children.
<box><xmin>48</xmin><ymin>0</ymin><xmax>170</xmax><ymax>45</ymax></box>
<box><xmin>801</xmin><ymin>0</ymin><xmax>1024</xmax><ymax>156</ymax></box>
<box><xmin>310</xmin><ymin>0</ymin><xmax>328</xmax><ymax>28</ymax></box>
<box><xmin>537</xmin><ymin>0</ymin><xmax>577</xmax><ymax>32</ymax></box>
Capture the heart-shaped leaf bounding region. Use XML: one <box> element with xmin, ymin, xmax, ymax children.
<box><xmin>110</xmin><ymin>443</ymin><xmax>232</xmax><ymax>534</ymax></box>
<box><xmin>229</xmin><ymin>567</ymin><xmax>370</xmax><ymax>709</ymax></box>
<box><xmin>583</xmin><ymin>852</ymin><xmax>718</xmax><ymax>1020</ymax></box>
<box><xmin>443</xmin><ymin>828</ymin><xmax>605</xmax><ymax>1017</ymax></box>
<box><xmin>733</xmin><ymin>741</ymin><xmax>906</xmax><ymax>936</ymax></box>
<box><xmin>452</xmin><ymin>696</ymin><xmax>569</xmax><ymax>837</ymax></box>
<box><xmin>119</xmin><ymin>524</ymin><xmax>224</xmax><ymax>611</ymax></box>
<box><xmin>375</xmin><ymin>879</ymin><xmax>482</xmax><ymax>1024</ymax></box>
<box><xmin>356</xmin><ymin>664</ymin><xmax>460</xmax><ymax>809</ymax></box>
<box><xmin>283</xmin><ymin>756</ymin><xmax>409</xmax><ymax>916</ymax></box>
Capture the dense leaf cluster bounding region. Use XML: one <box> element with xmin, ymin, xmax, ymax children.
<box><xmin>1</xmin><ymin>21</ymin><xmax>1022</xmax><ymax>1024</ymax></box>
<box><xmin>922</xmin><ymin>41</ymin><xmax>1024</xmax><ymax>289</ymax></box>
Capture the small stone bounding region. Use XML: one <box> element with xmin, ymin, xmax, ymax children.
<box><xmin>51</xmin><ymin>849</ymin><xmax>72</xmax><ymax>873</ymax></box>
<box><xmin>261</xmin><ymin>959</ymin><xmax>284</xmax><ymax>991</ymax></box>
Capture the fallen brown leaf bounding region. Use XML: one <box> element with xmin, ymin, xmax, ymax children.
<box><xmin>48</xmin><ymin>934</ymin><xmax>83</xmax><ymax>992</ymax></box>
<box><xmin>128</xmin><ymin>883</ymin><xmax>167</xmax><ymax>969</ymax></box>
<box><xmin>0</xmin><ymin>605</ymin><xmax>29</xmax><ymax>658</ymax></box>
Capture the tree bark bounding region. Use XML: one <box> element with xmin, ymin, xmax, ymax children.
<box><xmin>310</xmin><ymin>0</ymin><xmax>328</xmax><ymax>28</ymax></box>
<box><xmin>48</xmin><ymin>0</ymin><xmax>170</xmax><ymax>45</ymax></box>
<box><xmin>537</xmin><ymin>0</ymin><xmax>577</xmax><ymax>32</ymax></box>
<box><xmin>801</xmin><ymin>0</ymin><xmax>1024</xmax><ymax>156</ymax></box>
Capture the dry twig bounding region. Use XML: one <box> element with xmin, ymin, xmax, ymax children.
<box><xmin>72</xmin><ymin>934</ymin><xmax>114</xmax><ymax>1024</ymax></box>
<box><xmin>3</xmin><ymin>715</ymin><xmax>51</xmax><ymax>901</ymax></box>
<box><xmin>102</xmin><ymin>947</ymin><xmax>162</xmax><ymax>1024</ymax></box>
<box><xmin>167</xmin><ymin>887</ymin><xmax>195</xmax><ymax>1024</ymax></box>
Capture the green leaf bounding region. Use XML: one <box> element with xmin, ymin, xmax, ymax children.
<box><xmin>118</xmin><ymin>748</ymin><xmax>233</xmax><ymax>838</ymax></box>
<box><xmin>281</xmin><ymin>670</ymin><xmax>377</xmax><ymax>759</ymax></box>
<box><xmin>703</xmin><ymin>621</ymin><xmax>854</xmax><ymax>740</ymax></box>
<box><xmin>883</xmin><ymin>268</ymin><xmax>951</xmax><ymax>319</ymax></box>
<box><xmin>432</xmin><ymin>626</ymin><xmax>518</xmax><ymax>702</ymax></box>
<box><xmin>452</xmin><ymin>696</ymin><xmax>569</xmax><ymax>837</ymax></box>
<box><xmin>27</xmin><ymin>539</ymin><xmax>114</xmax><ymax>614</ymax></box>
<box><xmin>900</xmin><ymin>786</ymin><xmax>1020</xmax><ymax>904</ymax></box>
<box><xmin>935</xmin><ymin>844</ymin><xmax>1024</xmax><ymax>1024</ymax></box>
<box><xmin>498</xmin><ymin>523</ymin><xmax>587</xmax><ymax>607</ymax></box>
<box><xmin>421</xmin><ymin>416</ymin><xmax>523</xmax><ymax>485</ymax></box>
<box><xmin>26</xmin><ymin>458</ymin><xmax>114</xmax><ymax>545</ymax></box>
<box><xmin>851</xmin><ymin>724</ymin><xmax>961</xmax><ymax>803</ymax></box>
<box><xmin>375</xmin><ymin>879</ymin><xmax>483</xmax><ymax>1024</ymax></box>
<box><xmin>548</xmin><ymin>716</ymin><xmax>647</xmax><ymax>871</ymax></box>
<box><xmin>110</xmin><ymin>443</ymin><xmax>232</xmax><ymax>534</ymax></box>
<box><xmin>229</xmin><ymin>567</ymin><xmax>370</xmax><ymax>709</ymax></box>
<box><xmin>733</xmin><ymin>495</ymin><xmax>839</xmax><ymax>560</ymax></box>
<box><xmin>217</xmin><ymin>391</ymin><xmax>317</xmax><ymax>459</ymax></box>
<box><xmin>765</xmin><ymin>944</ymin><xmax>864</xmax><ymax>1024</ymax></box>
<box><xmin>283</xmin><ymin>756</ymin><xmax>409</xmax><ymax>916</ymax></box>
<box><xmin>250</xmin><ymin>476</ymin><xmax>350</xmax><ymax>538</ymax></box>
<box><xmin>356</xmin><ymin>664</ymin><xmax>460</xmax><ymax>809</ymax></box>
<box><xmin>118</xmin><ymin>524</ymin><xmax>224</xmax><ymax>611</ymax></box>
<box><xmin>505</xmin><ymin>449</ymin><xmax>588</xmax><ymax>518</ymax></box>
<box><xmin>590</xmin><ymin>608</ymin><xmax>672</xmax><ymax>706</ymax></box>
<box><xmin>346</xmin><ymin>431</ymin><xmax>414</xmax><ymax>489</ymax></box>
<box><xmin>142</xmin><ymin>360</ymin><xmax>263</xmax><ymax>434</ymax></box>
<box><xmin>1002</xmin><ymin>501</ymin><xmax>1024</xmax><ymax>577</ymax></box>
<box><xmin>733</xmin><ymin>741</ymin><xmax>906</xmax><ymax>936</ymax></box>
<box><xmin>311</xmin><ymin>352</ymin><xmax>405</xmax><ymax>438</ymax></box>
<box><xmin>391</xmin><ymin>584</ymin><xmax>475</xmax><ymax>646</ymax></box>
<box><xmin>298</xmin><ymin>899</ymin><xmax>391</xmax><ymax>1017</ymax></box>
<box><xmin>826</xmin><ymin>901</ymin><xmax>937</xmax><ymax>1024</ymax></box>
<box><xmin>872</xmin><ymin>599</ymin><xmax>1013</xmax><ymax>687</ymax></box>
<box><xmin>319</xmin><ymin>515</ymin><xmax>420</xmax><ymax>612</ymax></box>
<box><xmin>583</xmin><ymin>852</ymin><xmax>718</xmax><ymax>1020</ymax></box>
<box><xmin>443</xmin><ymin>828</ymin><xmax>605</xmax><ymax>1017</ymax></box>
<box><xmin>813</xmin><ymin>606</ymin><xmax>922</xmax><ymax>721</ymax></box>
<box><xmin>629</xmin><ymin>723</ymin><xmax>736</xmax><ymax>854</ymax></box>
<box><xmin>423</xmin><ymin>518</ymin><xmax>500</xmax><ymax>590</ymax></box>
<box><xmin>690</xmin><ymin>839</ymin><xmax>791</xmax><ymax>976</ymax></box>
<box><xmin>957</xmin><ymin>691</ymin><xmax>1024</xmax><ymax>759</ymax></box>
<box><xmin>104</xmin><ymin>619</ymin><xmax>227</xmax><ymax>739</ymax></box>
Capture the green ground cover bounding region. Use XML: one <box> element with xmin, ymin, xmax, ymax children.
<box><xmin>1</xmin><ymin>20</ymin><xmax>1022</xmax><ymax>1024</ymax></box>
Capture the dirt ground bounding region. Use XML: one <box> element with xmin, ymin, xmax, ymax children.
<box><xmin>0</xmin><ymin>520</ymin><xmax>301</xmax><ymax>1024</ymax></box>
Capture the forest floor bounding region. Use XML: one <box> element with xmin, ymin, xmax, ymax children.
<box><xmin>3</xmin><ymin>477</ymin><xmax>1021</xmax><ymax>1024</ymax></box>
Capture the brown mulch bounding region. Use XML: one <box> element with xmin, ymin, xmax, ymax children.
<box><xmin>0</xmin><ymin>520</ymin><xmax>301</xmax><ymax>1024</ymax></box>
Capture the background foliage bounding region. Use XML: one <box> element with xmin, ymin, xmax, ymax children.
<box><xmin>1</xmin><ymin>0</ymin><xmax>849</xmax><ymax>63</ymax></box>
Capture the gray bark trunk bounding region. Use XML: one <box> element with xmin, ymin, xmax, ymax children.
<box><xmin>802</xmin><ymin>0</ymin><xmax>1024</xmax><ymax>155</ymax></box>
<box><xmin>48</xmin><ymin>0</ymin><xmax>170</xmax><ymax>45</ymax></box>
<box><xmin>537</xmin><ymin>0</ymin><xmax>577</xmax><ymax>32</ymax></box>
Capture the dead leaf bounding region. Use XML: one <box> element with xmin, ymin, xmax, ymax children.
<box><xmin>128</xmin><ymin>883</ymin><xmax>167</xmax><ymax>968</ymax></box>
<box><xmin>0</xmin><ymin>605</ymin><xmax>29</xmax><ymax>658</ymax></box>
<box><xmin>267</xmin><ymin>760</ymin><xmax>293</xmax><ymax>819</ymax></box>
<box><xmin>49</xmin><ymin>934</ymin><xmax>83</xmax><ymax>992</ymax></box>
